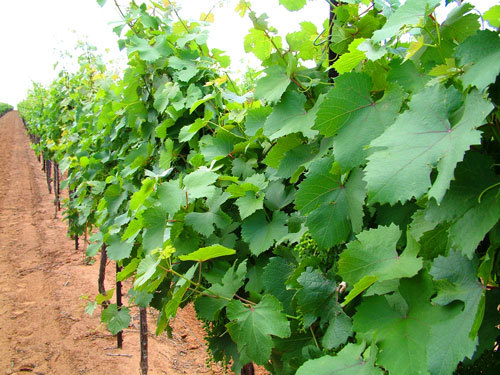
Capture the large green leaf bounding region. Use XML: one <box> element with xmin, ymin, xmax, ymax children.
<box><xmin>424</xmin><ymin>152</ymin><xmax>499</xmax><ymax>223</ymax></box>
<box><xmin>353</xmin><ymin>272</ymin><xmax>445</xmax><ymax>375</ymax></box>
<box><xmin>241</xmin><ymin>211</ymin><xmax>288</xmax><ymax>256</ymax></box>
<box><xmin>338</xmin><ymin>224</ymin><xmax>423</xmax><ymax>285</ymax></box>
<box><xmin>263</xmin><ymin>90</ymin><xmax>319</xmax><ymax>140</ymax></box>
<box><xmin>254</xmin><ymin>65</ymin><xmax>290</xmax><ymax>103</ymax></box>
<box><xmin>163</xmin><ymin>265</ymin><xmax>197</xmax><ymax>323</ymax></box>
<box><xmin>321</xmin><ymin>311</ymin><xmax>353</xmax><ymax>350</ymax></box>
<box><xmin>195</xmin><ymin>261</ymin><xmax>246</xmax><ymax>320</ymax></box>
<box><xmin>226</xmin><ymin>295</ymin><xmax>291</xmax><ymax>365</ymax></box>
<box><xmin>314</xmin><ymin>72</ymin><xmax>403</xmax><ymax>169</ymax></box>
<box><xmin>372</xmin><ymin>0</ymin><xmax>440</xmax><ymax>42</ymax></box>
<box><xmin>179</xmin><ymin>244</ymin><xmax>235</xmax><ymax>262</ymax></box>
<box><xmin>128</xmin><ymin>35</ymin><xmax>173</xmax><ymax>62</ymax></box>
<box><xmin>244</xmin><ymin>28</ymin><xmax>274</xmax><ymax>61</ymax></box>
<box><xmin>183</xmin><ymin>167</ymin><xmax>218</xmax><ymax>200</ymax></box>
<box><xmin>448</xmin><ymin>192</ymin><xmax>500</xmax><ymax>258</ymax></box>
<box><xmin>106</xmin><ymin>234</ymin><xmax>134</xmax><ymax>261</ymax></box>
<box><xmin>296</xmin><ymin>343</ymin><xmax>383</xmax><ymax>375</ymax></box>
<box><xmin>142</xmin><ymin>205</ymin><xmax>168</xmax><ymax>253</ymax></box>
<box><xmin>296</xmin><ymin>268</ymin><xmax>337</xmax><ymax>328</ymax></box>
<box><xmin>427</xmin><ymin>251</ymin><xmax>484</xmax><ymax>374</ymax></box>
<box><xmin>134</xmin><ymin>254</ymin><xmax>160</xmax><ymax>287</ymax></box>
<box><xmin>262</xmin><ymin>257</ymin><xmax>295</xmax><ymax>314</ymax></box>
<box><xmin>101</xmin><ymin>305</ymin><xmax>131</xmax><ymax>335</ymax></box>
<box><xmin>455</xmin><ymin>30</ymin><xmax>500</xmax><ymax>90</ymax></box>
<box><xmin>185</xmin><ymin>210</ymin><xmax>229</xmax><ymax>237</ymax></box>
<box><xmin>365</xmin><ymin>86</ymin><xmax>492</xmax><ymax>205</ymax></box>
<box><xmin>295</xmin><ymin>157</ymin><xmax>366</xmax><ymax>248</ymax></box>
<box><xmin>157</xmin><ymin>179</ymin><xmax>185</xmax><ymax>215</ymax></box>
<box><xmin>279</xmin><ymin>0</ymin><xmax>306</xmax><ymax>11</ymax></box>
<box><xmin>154</xmin><ymin>82</ymin><xmax>180</xmax><ymax>113</ymax></box>
<box><xmin>130</xmin><ymin>178</ymin><xmax>155</xmax><ymax>211</ymax></box>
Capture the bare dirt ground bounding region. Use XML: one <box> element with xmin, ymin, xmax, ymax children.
<box><xmin>0</xmin><ymin>111</ymin><xmax>235</xmax><ymax>375</ymax></box>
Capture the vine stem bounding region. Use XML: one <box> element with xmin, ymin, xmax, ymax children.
<box><xmin>113</xmin><ymin>0</ymin><xmax>140</xmax><ymax>37</ymax></box>
<box><xmin>158</xmin><ymin>265</ymin><xmax>257</xmax><ymax>306</ymax></box>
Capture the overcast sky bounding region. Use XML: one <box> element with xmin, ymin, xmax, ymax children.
<box><xmin>0</xmin><ymin>0</ymin><xmax>496</xmax><ymax>107</ymax></box>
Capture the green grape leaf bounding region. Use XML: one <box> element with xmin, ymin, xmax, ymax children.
<box><xmin>313</xmin><ymin>74</ymin><xmax>403</xmax><ymax>168</ymax></box>
<box><xmin>387</xmin><ymin>58</ymin><xmax>429</xmax><ymax>92</ymax></box>
<box><xmin>448</xmin><ymin>192</ymin><xmax>500</xmax><ymax>258</ymax></box>
<box><xmin>425</xmin><ymin>152</ymin><xmax>499</xmax><ymax>223</ymax></box>
<box><xmin>322</xmin><ymin>311</ymin><xmax>353</xmax><ymax>350</ymax></box>
<box><xmin>336</xmin><ymin>81</ymin><xmax>403</xmax><ymax>169</ymax></box>
<box><xmin>372</xmin><ymin>0</ymin><xmax>440</xmax><ymax>42</ymax></box>
<box><xmin>241</xmin><ymin>211</ymin><xmax>288</xmax><ymax>256</ymax></box>
<box><xmin>128</xmin><ymin>289</ymin><xmax>154</xmax><ymax>308</ymax></box>
<box><xmin>226</xmin><ymin>295</ymin><xmax>291</xmax><ymax>365</ymax></box>
<box><xmin>244</xmin><ymin>28</ymin><xmax>273</xmax><ymax>61</ymax></box>
<box><xmin>195</xmin><ymin>261</ymin><xmax>247</xmax><ymax>320</ymax></box>
<box><xmin>365</xmin><ymin>86</ymin><xmax>492</xmax><ymax>205</ymax></box>
<box><xmin>353</xmin><ymin>272</ymin><xmax>444</xmax><ymax>375</ymax></box>
<box><xmin>254</xmin><ymin>65</ymin><xmax>290</xmax><ymax>103</ymax></box>
<box><xmin>264</xmin><ymin>180</ymin><xmax>295</xmax><ymax>211</ymax></box>
<box><xmin>128</xmin><ymin>35</ymin><xmax>172</xmax><ymax>62</ymax></box>
<box><xmin>484</xmin><ymin>5</ymin><xmax>500</xmax><ymax>28</ymax></box>
<box><xmin>455</xmin><ymin>30</ymin><xmax>500</xmax><ymax>90</ymax></box>
<box><xmin>154</xmin><ymin>82</ymin><xmax>180</xmax><ymax>113</ymax></box>
<box><xmin>116</xmin><ymin>258</ymin><xmax>140</xmax><ymax>282</ymax></box>
<box><xmin>168</xmin><ymin>56</ymin><xmax>198</xmax><ymax>82</ymax></box>
<box><xmin>279</xmin><ymin>0</ymin><xmax>306</xmax><ymax>11</ymax></box>
<box><xmin>295</xmin><ymin>158</ymin><xmax>366</xmax><ymax>248</ymax></box>
<box><xmin>235</xmin><ymin>192</ymin><xmax>264</xmax><ymax>220</ymax></box>
<box><xmin>296</xmin><ymin>342</ymin><xmax>383</xmax><ymax>375</ymax></box>
<box><xmin>179</xmin><ymin>244</ymin><xmax>235</xmax><ymax>262</ymax></box>
<box><xmin>263</xmin><ymin>90</ymin><xmax>320</xmax><ymax>140</ymax></box>
<box><xmin>315</xmin><ymin>73</ymin><xmax>375</xmax><ymax>137</ymax></box>
<box><xmin>199</xmin><ymin>131</ymin><xmax>238</xmax><ymax>162</ymax></box>
<box><xmin>184</xmin><ymin>167</ymin><xmax>218</xmax><ymax>200</ymax></box>
<box><xmin>296</xmin><ymin>268</ymin><xmax>337</xmax><ymax>328</ymax></box>
<box><xmin>442</xmin><ymin>10</ymin><xmax>480</xmax><ymax>44</ymax></box>
<box><xmin>338</xmin><ymin>224</ymin><xmax>422</xmax><ymax>285</ymax></box>
<box><xmin>286</xmin><ymin>21</ymin><xmax>318</xmax><ymax>60</ymax></box>
<box><xmin>275</xmin><ymin>143</ymin><xmax>316</xmax><ymax>179</ymax></box>
<box><xmin>130</xmin><ymin>178</ymin><xmax>155</xmax><ymax>211</ymax></box>
<box><xmin>101</xmin><ymin>305</ymin><xmax>131</xmax><ymax>335</ymax></box>
<box><xmin>142</xmin><ymin>205</ymin><xmax>168</xmax><ymax>253</ymax></box>
<box><xmin>135</xmin><ymin>254</ymin><xmax>160</xmax><ymax>287</ymax></box>
<box><xmin>333</xmin><ymin>38</ymin><xmax>366</xmax><ymax>74</ymax></box>
<box><xmin>263</xmin><ymin>257</ymin><xmax>295</xmax><ymax>314</ymax></box>
<box><xmin>244</xmin><ymin>106</ymin><xmax>272</xmax><ymax>136</ymax></box>
<box><xmin>427</xmin><ymin>251</ymin><xmax>484</xmax><ymax>374</ymax></box>
<box><xmin>341</xmin><ymin>275</ymin><xmax>378</xmax><ymax>307</ymax></box>
<box><xmin>263</xmin><ymin>134</ymin><xmax>302</xmax><ymax>169</ymax></box>
<box><xmin>157</xmin><ymin>179</ymin><xmax>185</xmax><ymax>215</ymax></box>
<box><xmin>104</xmin><ymin>184</ymin><xmax>127</xmax><ymax>215</ymax></box>
<box><xmin>185</xmin><ymin>211</ymin><xmax>225</xmax><ymax>237</ymax></box>
<box><xmin>107</xmin><ymin>235</ymin><xmax>134</xmax><ymax>261</ymax></box>
<box><xmin>162</xmin><ymin>265</ymin><xmax>196</xmax><ymax>322</ymax></box>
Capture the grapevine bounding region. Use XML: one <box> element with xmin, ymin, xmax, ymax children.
<box><xmin>17</xmin><ymin>0</ymin><xmax>500</xmax><ymax>374</ymax></box>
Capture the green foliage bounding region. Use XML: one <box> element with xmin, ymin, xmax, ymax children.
<box><xmin>18</xmin><ymin>1</ymin><xmax>500</xmax><ymax>374</ymax></box>
<box><xmin>0</xmin><ymin>102</ymin><xmax>13</xmax><ymax>117</ymax></box>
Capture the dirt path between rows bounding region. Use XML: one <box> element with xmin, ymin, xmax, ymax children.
<box><xmin>0</xmin><ymin>111</ymin><xmax>228</xmax><ymax>375</ymax></box>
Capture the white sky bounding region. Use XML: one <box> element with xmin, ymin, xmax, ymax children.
<box><xmin>0</xmin><ymin>0</ymin><xmax>497</xmax><ymax>107</ymax></box>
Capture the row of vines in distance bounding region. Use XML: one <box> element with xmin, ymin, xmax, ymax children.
<box><xmin>18</xmin><ymin>0</ymin><xmax>500</xmax><ymax>374</ymax></box>
<box><xmin>0</xmin><ymin>102</ymin><xmax>13</xmax><ymax>117</ymax></box>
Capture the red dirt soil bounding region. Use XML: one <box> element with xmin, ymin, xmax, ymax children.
<box><xmin>0</xmin><ymin>111</ymin><xmax>255</xmax><ymax>375</ymax></box>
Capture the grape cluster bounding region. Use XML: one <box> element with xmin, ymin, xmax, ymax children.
<box><xmin>294</xmin><ymin>232</ymin><xmax>339</xmax><ymax>268</ymax></box>
<box><xmin>294</xmin><ymin>231</ymin><xmax>319</xmax><ymax>258</ymax></box>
